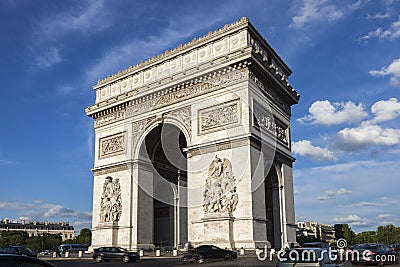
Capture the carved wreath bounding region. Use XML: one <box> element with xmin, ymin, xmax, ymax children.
<box><xmin>99</xmin><ymin>176</ymin><xmax>122</xmax><ymax>223</ymax></box>
<box><xmin>203</xmin><ymin>156</ymin><xmax>238</xmax><ymax>213</ymax></box>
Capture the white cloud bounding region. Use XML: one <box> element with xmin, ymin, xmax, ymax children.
<box><xmin>316</xmin><ymin>187</ymin><xmax>352</xmax><ymax>200</ymax></box>
<box><xmin>290</xmin><ymin>0</ymin><xmax>343</xmax><ymax>29</ymax></box>
<box><xmin>0</xmin><ymin>201</ymin><xmax>91</xmax><ymax>222</ymax></box>
<box><xmin>367</xmin><ymin>12</ymin><xmax>391</xmax><ymax>19</ymax></box>
<box><xmin>36</xmin><ymin>0</ymin><xmax>109</xmax><ymax>40</ymax></box>
<box><xmin>360</xmin><ymin>16</ymin><xmax>400</xmax><ymax>40</ymax></box>
<box><xmin>377</xmin><ymin>214</ymin><xmax>392</xmax><ymax>219</ymax></box>
<box><xmin>370</xmin><ymin>98</ymin><xmax>400</xmax><ymax>123</ymax></box>
<box><xmin>350</xmin><ymin>201</ymin><xmax>386</xmax><ymax>207</ymax></box>
<box><xmin>336</xmin><ymin>122</ymin><xmax>400</xmax><ymax>151</ymax></box>
<box><xmin>292</xmin><ymin>140</ymin><xmax>337</xmax><ymax>161</ymax></box>
<box><xmin>34</xmin><ymin>47</ymin><xmax>61</xmax><ymax>69</ymax></box>
<box><xmin>297</xmin><ymin>100</ymin><xmax>368</xmax><ymax>125</ymax></box>
<box><xmin>332</xmin><ymin>214</ymin><xmax>371</xmax><ymax>226</ymax></box>
<box><xmin>370</xmin><ymin>58</ymin><xmax>400</xmax><ymax>86</ymax></box>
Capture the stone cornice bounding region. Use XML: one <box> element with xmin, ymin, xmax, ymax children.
<box><xmin>86</xmin><ymin>61</ymin><xmax>251</xmax><ymax>118</ymax></box>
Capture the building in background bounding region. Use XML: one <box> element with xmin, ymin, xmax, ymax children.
<box><xmin>0</xmin><ymin>219</ymin><xmax>75</xmax><ymax>241</ymax></box>
<box><xmin>297</xmin><ymin>221</ymin><xmax>335</xmax><ymax>243</ymax></box>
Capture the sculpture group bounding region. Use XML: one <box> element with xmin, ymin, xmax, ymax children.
<box><xmin>203</xmin><ymin>156</ymin><xmax>239</xmax><ymax>213</ymax></box>
<box><xmin>100</xmin><ymin>176</ymin><xmax>122</xmax><ymax>223</ymax></box>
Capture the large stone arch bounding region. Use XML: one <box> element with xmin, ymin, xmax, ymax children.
<box><xmin>86</xmin><ymin>18</ymin><xmax>300</xmax><ymax>251</ymax></box>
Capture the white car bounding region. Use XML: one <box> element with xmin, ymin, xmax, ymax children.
<box><xmin>277</xmin><ymin>248</ymin><xmax>344</xmax><ymax>267</ymax></box>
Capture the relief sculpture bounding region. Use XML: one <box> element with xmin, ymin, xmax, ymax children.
<box><xmin>100</xmin><ymin>176</ymin><xmax>122</xmax><ymax>223</ymax></box>
<box><xmin>203</xmin><ymin>156</ymin><xmax>238</xmax><ymax>213</ymax></box>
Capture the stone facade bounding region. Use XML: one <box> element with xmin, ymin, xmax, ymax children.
<box><xmin>86</xmin><ymin>17</ymin><xmax>300</xmax><ymax>251</ymax></box>
<box><xmin>0</xmin><ymin>220</ymin><xmax>75</xmax><ymax>241</ymax></box>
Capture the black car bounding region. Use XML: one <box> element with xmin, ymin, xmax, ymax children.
<box><xmin>190</xmin><ymin>245</ymin><xmax>237</xmax><ymax>261</ymax></box>
<box><xmin>181</xmin><ymin>253</ymin><xmax>204</xmax><ymax>264</ymax></box>
<box><xmin>351</xmin><ymin>243</ymin><xmax>398</xmax><ymax>265</ymax></box>
<box><xmin>93</xmin><ymin>247</ymin><xmax>140</xmax><ymax>263</ymax></box>
<box><xmin>0</xmin><ymin>254</ymin><xmax>55</xmax><ymax>267</ymax></box>
<box><xmin>390</xmin><ymin>244</ymin><xmax>400</xmax><ymax>254</ymax></box>
<box><xmin>0</xmin><ymin>246</ymin><xmax>37</xmax><ymax>257</ymax></box>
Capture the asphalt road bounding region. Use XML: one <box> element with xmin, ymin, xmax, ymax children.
<box><xmin>46</xmin><ymin>257</ymin><xmax>276</xmax><ymax>267</ymax></box>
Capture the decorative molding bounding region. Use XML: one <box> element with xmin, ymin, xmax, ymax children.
<box><xmin>187</xmin><ymin>137</ymin><xmax>249</xmax><ymax>158</ymax></box>
<box><xmin>92</xmin><ymin>163</ymin><xmax>129</xmax><ymax>176</ymax></box>
<box><xmin>100</xmin><ymin>176</ymin><xmax>122</xmax><ymax>223</ymax></box>
<box><xmin>95</xmin><ymin>110</ymin><xmax>125</xmax><ymax>128</ymax></box>
<box><xmin>99</xmin><ymin>132</ymin><xmax>125</xmax><ymax>159</ymax></box>
<box><xmin>252</xmin><ymin>101</ymin><xmax>288</xmax><ymax>145</ymax></box>
<box><xmin>163</xmin><ymin>106</ymin><xmax>192</xmax><ymax>140</ymax></box>
<box><xmin>198</xmin><ymin>99</ymin><xmax>240</xmax><ymax>135</ymax></box>
<box><xmin>203</xmin><ymin>156</ymin><xmax>238</xmax><ymax>213</ymax></box>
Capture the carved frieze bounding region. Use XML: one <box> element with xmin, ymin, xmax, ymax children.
<box><xmin>203</xmin><ymin>156</ymin><xmax>238</xmax><ymax>213</ymax></box>
<box><xmin>95</xmin><ymin>110</ymin><xmax>125</xmax><ymax>128</ymax></box>
<box><xmin>99</xmin><ymin>133</ymin><xmax>125</xmax><ymax>159</ymax></box>
<box><xmin>253</xmin><ymin>101</ymin><xmax>288</xmax><ymax>145</ymax></box>
<box><xmin>198</xmin><ymin>99</ymin><xmax>240</xmax><ymax>134</ymax></box>
<box><xmin>99</xmin><ymin>176</ymin><xmax>122</xmax><ymax>223</ymax></box>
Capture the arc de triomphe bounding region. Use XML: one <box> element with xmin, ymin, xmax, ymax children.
<box><xmin>85</xmin><ymin>17</ymin><xmax>300</xmax><ymax>250</ymax></box>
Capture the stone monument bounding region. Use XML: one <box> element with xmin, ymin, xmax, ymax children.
<box><xmin>85</xmin><ymin>17</ymin><xmax>300</xmax><ymax>250</ymax></box>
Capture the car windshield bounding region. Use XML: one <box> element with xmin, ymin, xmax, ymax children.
<box><xmin>355</xmin><ymin>244</ymin><xmax>379</xmax><ymax>250</ymax></box>
<box><xmin>279</xmin><ymin>249</ymin><xmax>320</xmax><ymax>263</ymax></box>
<box><xmin>117</xmin><ymin>247</ymin><xmax>128</xmax><ymax>252</ymax></box>
<box><xmin>15</xmin><ymin>247</ymin><xmax>32</xmax><ymax>254</ymax></box>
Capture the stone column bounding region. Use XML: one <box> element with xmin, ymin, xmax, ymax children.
<box><xmin>281</xmin><ymin>163</ymin><xmax>297</xmax><ymax>246</ymax></box>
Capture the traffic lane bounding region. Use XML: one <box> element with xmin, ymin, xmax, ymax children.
<box><xmin>46</xmin><ymin>257</ymin><xmax>276</xmax><ymax>267</ymax></box>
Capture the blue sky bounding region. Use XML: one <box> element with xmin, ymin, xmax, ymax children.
<box><xmin>0</xmin><ymin>0</ymin><xmax>399</xmax><ymax>233</ymax></box>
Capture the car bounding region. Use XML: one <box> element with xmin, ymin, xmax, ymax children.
<box><xmin>190</xmin><ymin>245</ymin><xmax>237</xmax><ymax>261</ymax></box>
<box><xmin>57</xmin><ymin>244</ymin><xmax>89</xmax><ymax>255</ymax></box>
<box><xmin>0</xmin><ymin>254</ymin><xmax>55</xmax><ymax>267</ymax></box>
<box><xmin>38</xmin><ymin>250</ymin><xmax>53</xmax><ymax>256</ymax></box>
<box><xmin>350</xmin><ymin>243</ymin><xmax>398</xmax><ymax>266</ymax></box>
<box><xmin>93</xmin><ymin>246</ymin><xmax>140</xmax><ymax>263</ymax></box>
<box><xmin>389</xmin><ymin>244</ymin><xmax>400</xmax><ymax>254</ymax></box>
<box><xmin>302</xmin><ymin>242</ymin><xmax>330</xmax><ymax>249</ymax></box>
<box><xmin>0</xmin><ymin>246</ymin><xmax>37</xmax><ymax>257</ymax></box>
<box><xmin>181</xmin><ymin>253</ymin><xmax>204</xmax><ymax>264</ymax></box>
<box><xmin>277</xmin><ymin>248</ymin><xmax>343</xmax><ymax>267</ymax></box>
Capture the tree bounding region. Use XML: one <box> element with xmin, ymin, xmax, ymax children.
<box><xmin>334</xmin><ymin>224</ymin><xmax>343</xmax><ymax>240</ymax></box>
<box><xmin>0</xmin><ymin>231</ymin><xmax>29</xmax><ymax>246</ymax></box>
<box><xmin>342</xmin><ymin>224</ymin><xmax>356</xmax><ymax>245</ymax></box>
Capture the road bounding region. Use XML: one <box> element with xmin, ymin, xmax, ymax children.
<box><xmin>46</xmin><ymin>257</ymin><xmax>276</xmax><ymax>267</ymax></box>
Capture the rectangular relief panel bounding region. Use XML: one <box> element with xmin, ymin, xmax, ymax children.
<box><xmin>252</xmin><ymin>101</ymin><xmax>289</xmax><ymax>145</ymax></box>
<box><xmin>99</xmin><ymin>132</ymin><xmax>126</xmax><ymax>159</ymax></box>
<box><xmin>198</xmin><ymin>99</ymin><xmax>241</xmax><ymax>135</ymax></box>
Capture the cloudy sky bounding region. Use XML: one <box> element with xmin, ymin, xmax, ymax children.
<box><xmin>0</xmin><ymin>0</ymin><xmax>399</xmax><ymax>233</ymax></box>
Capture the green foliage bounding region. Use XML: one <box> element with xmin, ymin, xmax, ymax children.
<box><xmin>332</xmin><ymin>224</ymin><xmax>400</xmax><ymax>245</ymax></box>
<box><xmin>61</xmin><ymin>228</ymin><xmax>92</xmax><ymax>245</ymax></box>
<box><xmin>0</xmin><ymin>228</ymin><xmax>91</xmax><ymax>252</ymax></box>
<box><xmin>0</xmin><ymin>231</ymin><xmax>29</xmax><ymax>246</ymax></box>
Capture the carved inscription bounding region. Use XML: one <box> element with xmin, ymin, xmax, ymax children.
<box><xmin>199</xmin><ymin>99</ymin><xmax>240</xmax><ymax>134</ymax></box>
<box><xmin>99</xmin><ymin>133</ymin><xmax>125</xmax><ymax>159</ymax></box>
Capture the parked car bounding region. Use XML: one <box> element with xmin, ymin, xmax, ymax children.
<box><xmin>302</xmin><ymin>242</ymin><xmax>330</xmax><ymax>249</ymax></box>
<box><xmin>93</xmin><ymin>247</ymin><xmax>140</xmax><ymax>263</ymax></box>
<box><xmin>350</xmin><ymin>243</ymin><xmax>398</xmax><ymax>265</ymax></box>
<box><xmin>277</xmin><ymin>248</ymin><xmax>343</xmax><ymax>267</ymax></box>
<box><xmin>57</xmin><ymin>244</ymin><xmax>89</xmax><ymax>255</ymax></box>
<box><xmin>189</xmin><ymin>245</ymin><xmax>237</xmax><ymax>261</ymax></box>
<box><xmin>0</xmin><ymin>246</ymin><xmax>37</xmax><ymax>257</ymax></box>
<box><xmin>0</xmin><ymin>254</ymin><xmax>55</xmax><ymax>267</ymax></box>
